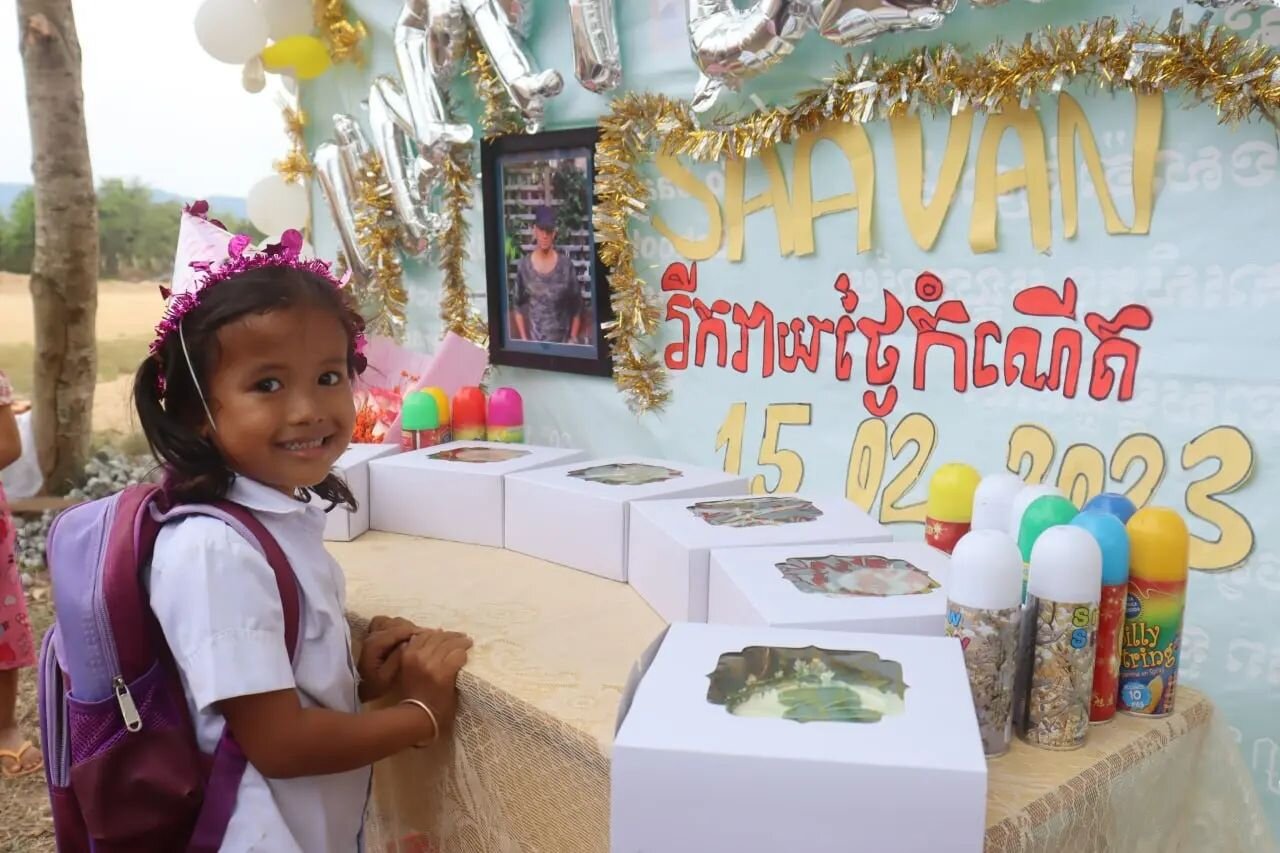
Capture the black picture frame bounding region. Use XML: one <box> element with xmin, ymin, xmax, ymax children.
<box><xmin>481</xmin><ymin>127</ymin><xmax>614</xmax><ymax>378</ymax></box>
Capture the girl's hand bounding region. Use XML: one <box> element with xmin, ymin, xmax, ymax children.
<box><xmin>399</xmin><ymin>629</ymin><xmax>473</xmax><ymax>731</ymax></box>
<box><xmin>358</xmin><ymin>618</ymin><xmax>423</xmax><ymax>702</ymax></box>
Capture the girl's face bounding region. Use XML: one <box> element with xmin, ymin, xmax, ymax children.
<box><xmin>201</xmin><ymin>304</ymin><xmax>355</xmax><ymax>494</ymax></box>
<box><xmin>534</xmin><ymin>225</ymin><xmax>555</xmax><ymax>251</ymax></box>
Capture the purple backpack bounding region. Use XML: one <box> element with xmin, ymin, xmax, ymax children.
<box><xmin>37</xmin><ymin>482</ymin><xmax>300</xmax><ymax>853</ymax></box>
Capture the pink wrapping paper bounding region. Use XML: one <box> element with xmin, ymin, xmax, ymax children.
<box><xmin>351</xmin><ymin>333</ymin><xmax>489</xmax><ymax>446</ymax></box>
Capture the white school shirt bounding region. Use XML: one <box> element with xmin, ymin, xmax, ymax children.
<box><xmin>147</xmin><ymin>476</ymin><xmax>370</xmax><ymax>852</ymax></box>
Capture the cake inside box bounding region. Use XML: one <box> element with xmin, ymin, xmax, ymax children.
<box><xmin>428</xmin><ymin>446</ymin><xmax>530</xmax><ymax>463</ymax></box>
<box><xmin>688</xmin><ymin>496</ymin><xmax>824</xmax><ymax>528</ymax></box>
<box><xmin>566</xmin><ymin>462</ymin><xmax>684</xmax><ymax>486</ymax></box>
<box><xmin>776</xmin><ymin>553</ymin><xmax>941</xmax><ymax>597</ymax></box>
<box><xmin>706</xmin><ymin>645</ymin><xmax>908</xmax><ymax>724</ymax></box>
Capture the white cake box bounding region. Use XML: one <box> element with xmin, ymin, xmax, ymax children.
<box><xmin>368</xmin><ymin>441</ymin><xmax>587</xmax><ymax>547</ymax></box>
<box><xmin>313</xmin><ymin>443</ymin><xmax>402</xmax><ymax>542</ymax></box>
<box><xmin>503</xmin><ymin>457</ymin><xmax>749</xmax><ymax>582</ymax></box>
<box><xmin>628</xmin><ymin>493</ymin><xmax>890</xmax><ymax>623</ymax></box>
<box><xmin>612</xmin><ymin>622</ymin><xmax>987</xmax><ymax>853</ymax></box>
<box><xmin>708</xmin><ymin>541</ymin><xmax>950</xmax><ymax>636</ymax></box>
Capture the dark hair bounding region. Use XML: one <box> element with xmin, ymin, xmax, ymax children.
<box><xmin>134</xmin><ymin>266</ymin><xmax>366</xmax><ymax>507</ymax></box>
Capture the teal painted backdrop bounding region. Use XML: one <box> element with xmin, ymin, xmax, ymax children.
<box><xmin>306</xmin><ymin>0</ymin><xmax>1280</xmax><ymax>833</ymax></box>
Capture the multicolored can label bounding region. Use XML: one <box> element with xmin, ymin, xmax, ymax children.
<box><xmin>401</xmin><ymin>427</ymin><xmax>448</xmax><ymax>451</ymax></box>
<box><xmin>453</xmin><ymin>426</ymin><xmax>486</xmax><ymax>441</ymax></box>
<box><xmin>1090</xmin><ymin>583</ymin><xmax>1126</xmax><ymax>723</ymax></box>
<box><xmin>925</xmin><ymin>518</ymin><xmax>969</xmax><ymax>555</ymax></box>
<box><xmin>487</xmin><ymin>426</ymin><xmax>524</xmax><ymax>443</ymax></box>
<box><xmin>1118</xmin><ymin>576</ymin><xmax>1186</xmax><ymax>717</ymax></box>
<box><xmin>946</xmin><ymin>600</ymin><xmax>1021</xmax><ymax>757</ymax></box>
<box><xmin>1016</xmin><ymin>597</ymin><xmax>1098</xmax><ymax>750</ymax></box>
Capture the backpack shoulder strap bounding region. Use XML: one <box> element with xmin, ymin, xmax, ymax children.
<box><xmin>151</xmin><ymin>500</ymin><xmax>307</xmax><ymax>853</ymax></box>
<box><xmin>150</xmin><ymin>501</ymin><xmax>301</xmax><ymax>661</ymax></box>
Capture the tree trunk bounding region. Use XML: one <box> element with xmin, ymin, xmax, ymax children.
<box><xmin>17</xmin><ymin>0</ymin><xmax>98</xmax><ymax>494</ymax></box>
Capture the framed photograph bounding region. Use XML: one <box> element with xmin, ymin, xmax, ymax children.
<box><xmin>481</xmin><ymin>127</ymin><xmax>613</xmax><ymax>377</ymax></box>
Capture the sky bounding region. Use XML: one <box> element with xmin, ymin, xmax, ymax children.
<box><xmin>0</xmin><ymin>0</ymin><xmax>286</xmax><ymax>199</ymax></box>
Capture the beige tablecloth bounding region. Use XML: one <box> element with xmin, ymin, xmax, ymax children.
<box><xmin>332</xmin><ymin>533</ymin><xmax>1277</xmax><ymax>853</ymax></box>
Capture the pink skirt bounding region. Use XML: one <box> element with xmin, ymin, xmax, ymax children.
<box><xmin>0</xmin><ymin>482</ymin><xmax>35</xmax><ymax>670</ymax></box>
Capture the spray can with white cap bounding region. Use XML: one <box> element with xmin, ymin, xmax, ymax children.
<box><xmin>945</xmin><ymin>530</ymin><xmax>1025</xmax><ymax>757</ymax></box>
<box><xmin>1016</xmin><ymin>525</ymin><xmax>1102</xmax><ymax>750</ymax></box>
<box><xmin>970</xmin><ymin>472</ymin><xmax>1024</xmax><ymax>532</ymax></box>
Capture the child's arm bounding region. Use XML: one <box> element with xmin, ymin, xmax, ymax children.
<box><xmin>221</xmin><ymin>629</ymin><xmax>472</xmax><ymax>779</ymax></box>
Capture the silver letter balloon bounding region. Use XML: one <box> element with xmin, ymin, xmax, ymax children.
<box><xmin>313</xmin><ymin>115</ymin><xmax>375</xmax><ymax>287</ymax></box>
<box><xmin>569</xmin><ymin>0</ymin><xmax>623</xmax><ymax>92</ymax></box>
<box><xmin>815</xmin><ymin>0</ymin><xmax>956</xmax><ymax>46</ymax></box>
<box><xmin>687</xmin><ymin>0</ymin><xmax>957</xmax><ymax>110</ymax></box>
<box><xmin>462</xmin><ymin>0</ymin><xmax>564</xmax><ymax>129</ymax></box>
<box><xmin>686</xmin><ymin>0</ymin><xmax>812</xmax><ymax>112</ymax></box>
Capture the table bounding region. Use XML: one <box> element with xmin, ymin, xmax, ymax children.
<box><xmin>332</xmin><ymin>533</ymin><xmax>1277</xmax><ymax>853</ymax></box>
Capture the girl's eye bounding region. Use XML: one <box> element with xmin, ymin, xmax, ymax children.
<box><xmin>254</xmin><ymin>378</ymin><xmax>282</xmax><ymax>393</ymax></box>
<box><xmin>319</xmin><ymin>371</ymin><xmax>344</xmax><ymax>387</ymax></box>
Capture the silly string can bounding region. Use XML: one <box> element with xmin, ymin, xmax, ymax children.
<box><xmin>1015</xmin><ymin>526</ymin><xmax>1102</xmax><ymax>751</ymax></box>
<box><xmin>924</xmin><ymin>463</ymin><xmax>980</xmax><ymax>555</ymax></box>
<box><xmin>1070</xmin><ymin>511</ymin><xmax>1130</xmax><ymax>724</ymax></box>
<box><xmin>945</xmin><ymin>530</ymin><xmax>1025</xmax><ymax>758</ymax></box>
<box><xmin>1118</xmin><ymin>508</ymin><xmax>1189</xmax><ymax>718</ymax></box>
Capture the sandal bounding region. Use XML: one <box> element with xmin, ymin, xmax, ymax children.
<box><xmin>0</xmin><ymin>741</ymin><xmax>43</xmax><ymax>778</ymax></box>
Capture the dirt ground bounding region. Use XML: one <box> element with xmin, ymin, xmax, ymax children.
<box><xmin>0</xmin><ymin>584</ymin><xmax>54</xmax><ymax>852</ymax></box>
<box><xmin>0</xmin><ymin>272</ymin><xmax>159</xmax><ymax>439</ymax></box>
<box><xmin>2</xmin><ymin>273</ymin><xmax>157</xmax><ymax>850</ymax></box>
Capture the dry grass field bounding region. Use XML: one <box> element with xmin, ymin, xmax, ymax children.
<box><xmin>0</xmin><ymin>272</ymin><xmax>159</xmax><ymax>444</ymax></box>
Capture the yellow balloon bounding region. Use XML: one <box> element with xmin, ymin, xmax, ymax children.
<box><xmin>261</xmin><ymin>35</ymin><xmax>330</xmax><ymax>80</ymax></box>
<box><xmin>925</xmin><ymin>462</ymin><xmax>981</xmax><ymax>523</ymax></box>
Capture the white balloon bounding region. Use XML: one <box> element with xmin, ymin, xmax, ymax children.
<box><xmin>195</xmin><ymin>0</ymin><xmax>270</xmax><ymax>65</ymax></box>
<box><xmin>241</xmin><ymin>55</ymin><xmax>267</xmax><ymax>93</ymax></box>
<box><xmin>246</xmin><ymin>175</ymin><xmax>310</xmax><ymax>235</ymax></box>
<box><xmin>256</xmin><ymin>0</ymin><xmax>314</xmax><ymax>40</ymax></box>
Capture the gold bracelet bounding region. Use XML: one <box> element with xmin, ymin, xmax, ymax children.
<box><xmin>399</xmin><ymin>698</ymin><xmax>440</xmax><ymax>748</ymax></box>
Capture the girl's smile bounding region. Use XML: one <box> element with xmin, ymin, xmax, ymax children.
<box><xmin>202</xmin><ymin>304</ymin><xmax>355</xmax><ymax>495</ymax></box>
<box><xmin>277</xmin><ymin>434</ymin><xmax>337</xmax><ymax>458</ymax></box>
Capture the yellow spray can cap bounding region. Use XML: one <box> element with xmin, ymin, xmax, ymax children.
<box><xmin>925</xmin><ymin>463</ymin><xmax>981</xmax><ymax>523</ymax></box>
<box><xmin>1126</xmin><ymin>507</ymin><xmax>1189</xmax><ymax>582</ymax></box>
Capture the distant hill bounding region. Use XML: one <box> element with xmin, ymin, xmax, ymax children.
<box><xmin>0</xmin><ymin>182</ymin><xmax>246</xmax><ymax>219</ymax></box>
<box><xmin>0</xmin><ymin>183</ymin><xmax>27</xmax><ymax>214</ymax></box>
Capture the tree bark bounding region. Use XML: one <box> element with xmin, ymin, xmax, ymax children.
<box><xmin>17</xmin><ymin>0</ymin><xmax>98</xmax><ymax>493</ymax></box>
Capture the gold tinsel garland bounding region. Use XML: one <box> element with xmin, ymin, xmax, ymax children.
<box><xmin>314</xmin><ymin>0</ymin><xmax>367</xmax><ymax>65</ymax></box>
<box><xmin>464</xmin><ymin>34</ymin><xmax>528</xmax><ymax>137</ymax></box>
<box><xmin>439</xmin><ymin>105</ymin><xmax>489</xmax><ymax>345</ymax></box>
<box><xmin>274</xmin><ymin>104</ymin><xmax>314</xmax><ymax>184</ymax></box>
<box><xmin>351</xmin><ymin>153</ymin><xmax>409</xmax><ymax>339</ymax></box>
<box><xmin>594</xmin><ymin>14</ymin><xmax>1280</xmax><ymax>413</ymax></box>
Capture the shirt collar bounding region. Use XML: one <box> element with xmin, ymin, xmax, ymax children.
<box><xmin>228</xmin><ymin>476</ymin><xmax>315</xmax><ymax>516</ymax></box>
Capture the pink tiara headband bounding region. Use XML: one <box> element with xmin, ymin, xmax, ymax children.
<box><xmin>150</xmin><ymin>200</ymin><xmax>367</xmax><ymax>360</ymax></box>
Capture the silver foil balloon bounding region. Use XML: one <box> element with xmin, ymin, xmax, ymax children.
<box><xmin>496</xmin><ymin>0</ymin><xmax>532</xmax><ymax>36</ymax></box>
<box><xmin>424</xmin><ymin>0</ymin><xmax>468</xmax><ymax>81</ymax></box>
<box><xmin>816</xmin><ymin>0</ymin><xmax>956</xmax><ymax>46</ymax></box>
<box><xmin>462</xmin><ymin>0</ymin><xmax>564</xmax><ymax>128</ymax></box>
<box><xmin>686</xmin><ymin>0</ymin><xmax>812</xmax><ymax>112</ymax></box>
<box><xmin>314</xmin><ymin>115</ymin><xmax>374</xmax><ymax>286</ymax></box>
<box><xmin>1190</xmin><ymin>0</ymin><xmax>1280</xmax><ymax>7</ymax></box>
<box><xmin>367</xmin><ymin>76</ymin><xmax>452</xmax><ymax>253</ymax></box>
<box><xmin>393</xmin><ymin>0</ymin><xmax>475</xmax><ymax>157</ymax></box>
<box><xmin>569</xmin><ymin>0</ymin><xmax>622</xmax><ymax>92</ymax></box>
